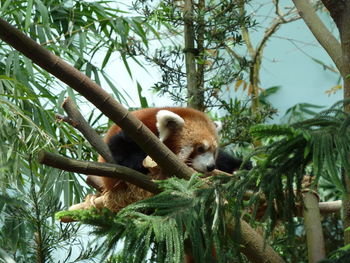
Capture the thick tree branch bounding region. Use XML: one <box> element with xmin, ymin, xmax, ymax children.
<box><xmin>318</xmin><ymin>200</ymin><xmax>342</xmax><ymax>213</ymax></box>
<box><xmin>292</xmin><ymin>0</ymin><xmax>344</xmax><ymax>76</ymax></box>
<box><xmin>37</xmin><ymin>150</ymin><xmax>161</xmax><ymax>194</ymax></box>
<box><xmin>318</xmin><ymin>0</ymin><xmax>350</xmax><ymax>245</ymax></box>
<box><xmin>0</xmin><ymin>18</ymin><xmax>193</xmax><ymax>180</ymax></box>
<box><xmin>302</xmin><ymin>191</ymin><xmax>326</xmax><ymax>263</ymax></box>
<box><xmin>227</xmin><ymin>215</ymin><xmax>286</xmax><ymax>263</ymax></box>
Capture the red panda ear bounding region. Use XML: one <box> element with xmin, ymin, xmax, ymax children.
<box><xmin>156</xmin><ymin>110</ymin><xmax>185</xmax><ymax>142</ymax></box>
<box><xmin>214</xmin><ymin>121</ymin><xmax>222</xmax><ymax>133</ymax></box>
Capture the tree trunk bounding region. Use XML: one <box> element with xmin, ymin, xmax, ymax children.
<box><xmin>321</xmin><ymin>0</ymin><xmax>350</xmax><ymax>244</ymax></box>
<box><xmin>196</xmin><ymin>0</ymin><xmax>206</xmax><ymax>111</ymax></box>
<box><xmin>298</xmin><ymin>0</ymin><xmax>350</xmax><ymax>245</ymax></box>
<box><xmin>184</xmin><ymin>0</ymin><xmax>204</xmax><ymax>110</ymax></box>
<box><xmin>303</xmin><ymin>191</ymin><xmax>326</xmax><ymax>262</ymax></box>
<box><xmin>339</xmin><ymin>2</ymin><xmax>350</xmax><ymax>244</ymax></box>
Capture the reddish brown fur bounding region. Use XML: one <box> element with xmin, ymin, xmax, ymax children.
<box><xmin>99</xmin><ymin>107</ymin><xmax>219</xmax><ymax>192</ymax></box>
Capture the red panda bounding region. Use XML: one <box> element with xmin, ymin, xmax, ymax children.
<box><xmin>89</xmin><ymin>107</ymin><xmax>247</xmax><ymax>263</ymax></box>
<box><xmin>98</xmin><ymin>107</ymin><xmax>222</xmax><ymax>192</ymax></box>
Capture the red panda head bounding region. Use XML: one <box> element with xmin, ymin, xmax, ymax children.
<box><xmin>156</xmin><ymin>109</ymin><xmax>221</xmax><ymax>173</ymax></box>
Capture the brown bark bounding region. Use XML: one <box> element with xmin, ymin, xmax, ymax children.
<box><xmin>0</xmin><ymin>18</ymin><xmax>193</xmax><ymax>181</ymax></box>
<box><xmin>227</xmin><ymin>217</ymin><xmax>286</xmax><ymax>263</ymax></box>
<box><xmin>60</xmin><ymin>97</ymin><xmax>114</xmax><ymax>191</ymax></box>
<box><xmin>61</xmin><ymin>97</ymin><xmax>114</xmax><ymax>164</ymax></box>
<box><xmin>302</xmin><ymin>191</ymin><xmax>326</xmax><ymax>262</ymax></box>
<box><xmin>37</xmin><ymin>150</ymin><xmax>161</xmax><ymax>194</ymax></box>
<box><xmin>184</xmin><ymin>0</ymin><xmax>204</xmax><ymax>110</ymax></box>
<box><xmin>318</xmin><ymin>200</ymin><xmax>342</xmax><ymax>214</ymax></box>
<box><xmin>321</xmin><ymin>0</ymin><xmax>350</xmax><ymax>245</ymax></box>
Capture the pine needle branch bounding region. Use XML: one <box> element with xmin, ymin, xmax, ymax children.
<box><xmin>232</xmin><ymin>103</ymin><xmax>350</xmax><ymax>239</ymax></box>
<box><xmin>57</xmin><ymin>175</ymin><xmax>286</xmax><ymax>263</ymax></box>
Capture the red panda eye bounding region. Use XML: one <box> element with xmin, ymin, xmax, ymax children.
<box><xmin>197</xmin><ymin>145</ymin><xmax>205</xmax><ymax>153</ymax></box>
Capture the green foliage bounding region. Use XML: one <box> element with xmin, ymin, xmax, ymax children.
<box><xmin>0</xmin><ymin>75</ymin><xmax>100</xmax><ymax>262</ymax></box>
<box><xmin>257</xmin><ymin>86</ymin><xmax>281</xmax><ymax>106</ymax></box>
<box><xmin>1</xmin><ymin>0</ymin><xmax>157</xmax><ymax>105</ymax></box>
<box><xmin>320</xmin><ymin>249</ymin><xmax>350</xmax><ymax>263</ymax></box>
<box><xmin>57</xmin><ymin>175</ymin><xmax>236</xmax><ymax>263</ymax></box>
<box><xmin>282</xmin><ymin>102</ymin><xmax>325</xmax><ymax>124</ymax></box>
<box><xmin>129</xmin><ymin>0</ymin><xmax>254</xmax><ymax>108</ymax></box>
<box><xmin>0</xmin><ymin>1</ymin><xmax>162</xmax><ymax>261</ymax></box>
<box><xmin>227</xmin><ymin>101</ymin><xmax>350</xmax><ymax>239</ymax></box>
<box><xmin>0</xmin><ymin>167</ymin><xmax>85</xmax><ymax>263</ymax></box>
<box><xmin>219</xmin><ymin>97</ymin><xmax>277</xmax><ymax>148</ymax></box>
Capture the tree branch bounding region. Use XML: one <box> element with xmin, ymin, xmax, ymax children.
<box><xmin>0</xmin><ymin>18</ymin><xmax>193</xmax><ymax>180</ymax></box>
<box><xmin>59</xmin><ymin>97</ymin><xmax>113</xmax><ymax>191</ymax></box>
<box><xmin>302</xmin><ymin>191</ymin><xmax>326</xmax><ymax>262</ymax></box>
<box><xmin>319</xmin><ymin>0</ymin><xmax>350</xmax><ymax>245</ymax></box>
<box><xmin>318</xmin><ymin>200</ymin><xmax>342</xmax><ymax>213</ymax></box>
<box><xmin>292</xmin><ymin>0</ymin><xmax>344</xmax><ymax>76</ymax></box>
<box><xmin>37</xmin><ymin>150</ymin><xmax>161</xmax><ymax>194</ymax></box>
<box><xmin>226</xmin><ymin>215</ymin><xmax>286</xmax><ymax>263</ymax></box>
<box><xmin>254</xmin><ymin>14</ymin><xmax>300</xmax><ymax>65</ymax></box>
<box><xmin>61</xmin><ymin>97</ymin><xmax>114</xmax><ymax>164</ymax></box>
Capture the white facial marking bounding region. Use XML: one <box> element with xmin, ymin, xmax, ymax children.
<box><xmin>178</xmin><ymin>145</ymin><xmax>194</xmax><ymax>161</ymax></box>
<box><xmin>192</xmin><ymin>151</ymin><xmax>216</xmax><ymax>173</ymax></box>
<box><xmin>156</xmin><ymin>110</ymin><xmax>184</xmax><ymax>142</ymax></box>
<box><xmin>214</xmin><ymin>121</ymin><xmax>222</xmax><ymax>133</ymax></box>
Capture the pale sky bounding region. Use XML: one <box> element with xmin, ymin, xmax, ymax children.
<box><xmin>97</xmin><ymin>0</ymin><xmax>342</xmax><ymax>123</ymax></box>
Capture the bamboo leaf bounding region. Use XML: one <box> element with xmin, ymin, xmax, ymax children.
<box><xmin>24</xmin><ymin>0</ymin><xmax>33</xmax><ymax>31</ymax></box>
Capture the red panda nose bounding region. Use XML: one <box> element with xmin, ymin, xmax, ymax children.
<box><xmin>207</xmin><ymin>164</ymin><xmax>215</xmax><ymax>172</ymax></box>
